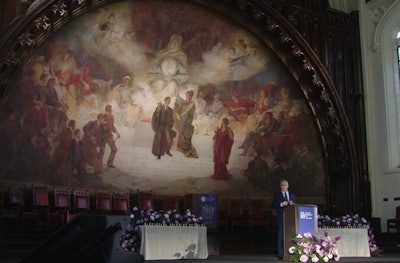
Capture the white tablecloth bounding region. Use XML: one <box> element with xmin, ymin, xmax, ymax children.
<box><xmin>318</xmin><ymin>228</ymin><xmax>370</xmax><ymax>257</ymax></box>
<box><xmin>139</xmin><ymin>225</ymin><xmax>208</xmax><ymax>260</ymax></box>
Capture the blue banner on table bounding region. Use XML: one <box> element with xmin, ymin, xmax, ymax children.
<box><xmin>198</xmin><ymin>194</ymin><xmax>217</xmax><ymax>227</ymax></box>
<box><xmin>298</xmin><ymin>205</ymin><xmax>317</xmax><ymax>235</ymax></box>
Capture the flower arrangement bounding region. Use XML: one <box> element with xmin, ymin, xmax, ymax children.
<box><xmin>120</xmin><ymin>207</ymin><xmax>204</xmax><ymax>252</ymax></box>
<box><xmin>318</xmin><ymin>214</ymin><xmax>383</xmax><ymax>256</ymax></box>
<box><xmin>288</xmin><ymin>232</ymin><xmax>341</xmax><ymax>262</ymax></box>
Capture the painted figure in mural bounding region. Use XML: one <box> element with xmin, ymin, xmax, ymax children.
<box><xmin>241</xmin><ymin>87</ymin><xmax>272</xmax><ymax>135</ymax></box>
<box><xmin>226</xmin><ymin>91</ymin><xmax>252</xmax><ymax>123</ymax></box>
<box><xmin>68</xmin><ymin>128</ymin><xmax>85</xmax><ymax>178</ymax></box>
<box><xmin>53</xmin><ymin>119</ymin><xmax>76</xmax><ymax>181</ymax></box>
<box><xmin>82</xmin><ymin>113</ymin><xmax>104</xmax><ymax>175</ymax></box>
<box><xmin>212</xmin><ymin>117</ymin><xmax>234</xmax><ymax>180</ymax></box>
<box><xmin>271</xmin><ymin>85</ymin><xmax>294</xmax><ymax>118</ymax></box>
<box><xmin>93</xmin><ymin>13</ymin><xmax>114</xmax><ymax>44</ymax></box>
<box><xmin>111</xmin><ymin>75</ymin><xmax>133</xmax><ymax>126</ymax></box>
<box><xmin>207</xmin><ymin>93</ymin><xmax>225</xmax><ymax>120</ymax></box>
<box><xmin>174</xmin><ymin>90</ymin><xmax>198</xmax><ymax>158</ymax></box>
<box><xmin>239</xmin><ymin>111</ymin><xmax>278</xmax><ymax>155</ymax></box>
<box><xmin>151</xmin><ymin>96</ymin><xmax>175</xmax><ymax>159</ymax></box>
<box><xmin>272</xmin><ymin>179</ymin><xmax>296</xmax><ymax>260</ymax></box>
<box><xmin>193</xmin><ymin>91</ymin><xmax>211</xmax><ymax>135</ymax></box>
<box><xmin>99</xmin><ymin>104</ymin><xmax>120</xmax><ymax>169</ymax></box>
<box><xmin>91</xmin><ymin>76</ymin><xmax>114</xmax><ymax>108</ymax></box>
<box><xmin>242</xmin><ymin>148</ymin><xmax>269</xmax><ymax>189</ymax></box>
<box><xmin>45</xmin><ymin>77</ymin><xmax>69</xmax><ymax>135</ymax></box>
<box><xmin>0</xmin><ymin>110</ymin><xmax>19</xmax><ymax>164</ymax></box>
<box><xmin>146</xmin><ymin>34</ymin><xmax>190</xmax><ymax>102</ymax></box>
<box><xmin>296</xmin><ymin>143</ymin><xmax>317</xmax><ymax>194</ymax></box>
<box><xmin>273</xmin><ymin>111</ymin><xmax>299</xmax><ymax>160</ymax></box>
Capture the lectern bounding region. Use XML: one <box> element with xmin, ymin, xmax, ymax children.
<box><xmin>283</xmin><ymin>204</ymin><xmax>318</xmax><ymax>261</ymax></box>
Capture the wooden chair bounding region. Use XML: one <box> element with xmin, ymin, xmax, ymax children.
<box><xmin>113</xmin><ymin>192</ymin><xmax>130</xmax><ymax>214</ymax></box>
<box><xmin>162</xmin><ymin>197</ymin><xmax>180</xmax><ymax>212</ymax></box>
<box><xmin>95</xmin><ymin>191</ymin><xmax>112</xmax><ymax>213</ymax></box>
<box><xmin>137</xmin><ymin>189</ymin><xmax>153</xmax><ymax>211</ymax></box>
<box><xmin>0</xmin><ymin>187</ymin><xmax>24</xmax><ymax>228</ymax></box>
<box><xmin>248</xmin><ymin>199</ymin><xmax>269</xmax><ymax>232</ymax></box>
<box><xmin>217</xmin><ymin>209</ymin><xmax>228</xmax><ymax>232</ymax></box>
<box><xmin>227</xmin><ymin>199</ymin><xmax>249</xmax><ymax>232</ymax></box>
<box><xmin>48</xmin><ymin>187</ymin><xmax>71</xmax><ymax>228</ymax></box>
<box><xmin>68</xmin><ymin>189</ymin><xmax>90</xmax><ymax>222</ymax></box>
<box><xmin>21</xmin><ymin>184</ymin><xmax>50</xmax><ymax>229</ymax></box>
<box><xmin>387</xmin><ymin>206</ymin><xmax>400</xmax><ymax>233</ymax></box>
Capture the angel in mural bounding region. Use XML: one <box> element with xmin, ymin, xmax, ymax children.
<box><xmin>174</xmin><ymin>90</ymin><xmax>198</xmax><ymax>158</ymax></box>
<box><xmin>212</xmin><ymin>117</ymin><xmax>234</xmax><ymax>180</ymax></box>
<box><xmin>92</xmin><ymin>13</ymin><xmax>124</xmax><ymax>48</ymax></box>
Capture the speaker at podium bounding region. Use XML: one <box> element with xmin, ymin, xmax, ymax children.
<box><xmin>20</xmin><ymin>214</ymin><xmax>144</xmax><ymax>263</ymax></box>
<box><xmin>283</xmin><ymin>204</ymin><xmax>318</xmax><ymax>261</ymax></box>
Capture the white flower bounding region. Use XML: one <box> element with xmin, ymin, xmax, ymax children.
<box><xmin>311</xmin><ymin>255</ymin><xmax>319</xmax><ymax>262</ymax></box>
<box><xmin>323</xmin><ymin>255</ymin><xmax>329</xmax><ymax>262</ymax></box>
<box><xmin>288</xmin><ymin>246</ymin><xmax>296</xmax><ymax>254</ymax></box>
<box><xmin>300</xmin><ymin>254</ymin><xmax>309</xmax><ymax>262</ymax></box>
<box><xmin>304</xmin><ymin>232</ymin><xmax>313</xmax><ymax>238</ymax></box>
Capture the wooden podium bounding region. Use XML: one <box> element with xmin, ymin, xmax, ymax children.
<box><xmin>283</xmin><ymin>204</ymin><xmax>318</xmax><ymax>261</ymax></box>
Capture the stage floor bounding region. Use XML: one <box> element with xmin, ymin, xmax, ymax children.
<box><xmin>147</xmin><ymin>254</ymin><xmax>400</xmax><ymax>263</ymax></box>
<box><xmin>2</xmin><ymin>225</ymin><xmax>399</xmax><ymax>263</ymax></box>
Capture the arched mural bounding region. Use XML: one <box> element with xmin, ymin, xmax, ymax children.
<box><xmin>0</xmin><ymin>0</ymin><xmax>325</xmax><ymax>200</ymax></box>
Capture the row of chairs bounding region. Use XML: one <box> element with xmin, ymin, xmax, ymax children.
<box><xmin>219</xmin><ymin>199</ymin><xmax>277</xmax><ymax>232</ymax></box>
<box><xmin>0</xmin><ymin>185</ymin><xmax>181</xmax><ymax>230</ymax></box>
<box><xmin>0</xmin><ymin>185</ymin><xmax>131</xmax><ymax>229</ymax></box>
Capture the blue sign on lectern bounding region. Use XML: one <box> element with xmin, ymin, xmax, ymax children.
<box><xmin>198</xmin><ymin>194</ymin><xmax>218</xmax><ymax>228</ymax></box>
<box><xmin>298</xmin><ymin>205</ymin><xmax>317</xmax><ymax>235</ymax></box>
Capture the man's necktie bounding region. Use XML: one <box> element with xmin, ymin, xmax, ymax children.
<box><xmin>284</xmin><ymin>192</ymin><xmax>289</xmax><ymax>201</ymax></box>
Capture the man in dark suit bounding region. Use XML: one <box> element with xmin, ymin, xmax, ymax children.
<box><xmin>272</xmin><ymin>179</ymin><xmax>296</xmax><ymax>260</ymax></box>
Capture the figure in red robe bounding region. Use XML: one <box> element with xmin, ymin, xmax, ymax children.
<box><xmin>212</xmin><ymin>118</ymin><xmax>234</xmax><ymax>180</ymax></box>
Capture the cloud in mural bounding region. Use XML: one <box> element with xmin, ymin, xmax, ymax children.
<box><xmin>189</xmin><ymin>40</ymin><xmax>269</xmax><ymax>86</ymax></box>
<box><xmin>74</xmin><ymin>6</ymin><xmax>269</xmax><ymax>90</ymax></box>
<box><xmin>75</xmin><ymin>6</ymin><xmax>150</xmax><ymax>77</ymax></box>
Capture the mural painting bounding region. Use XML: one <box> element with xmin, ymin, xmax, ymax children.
<box><xmin>0</xmin><ymin>0</ymin><xmax>325</xmax><ymax>199</ymax></box>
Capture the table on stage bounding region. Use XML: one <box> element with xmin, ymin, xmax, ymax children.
<box><xmin>318</xmin><ymin>227</ymin><xmax>370</xmax><ymax>257</ymax></box>
<box><xmin>138</xmin><ymin>224</ymin><xmax>208</xmax><ymax>260</ymax></box>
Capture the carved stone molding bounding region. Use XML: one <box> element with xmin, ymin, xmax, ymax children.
<box><xmin>368</xmin><ymin>0</ymin><xmax>396</xmax><ymax>52</ymax></box>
